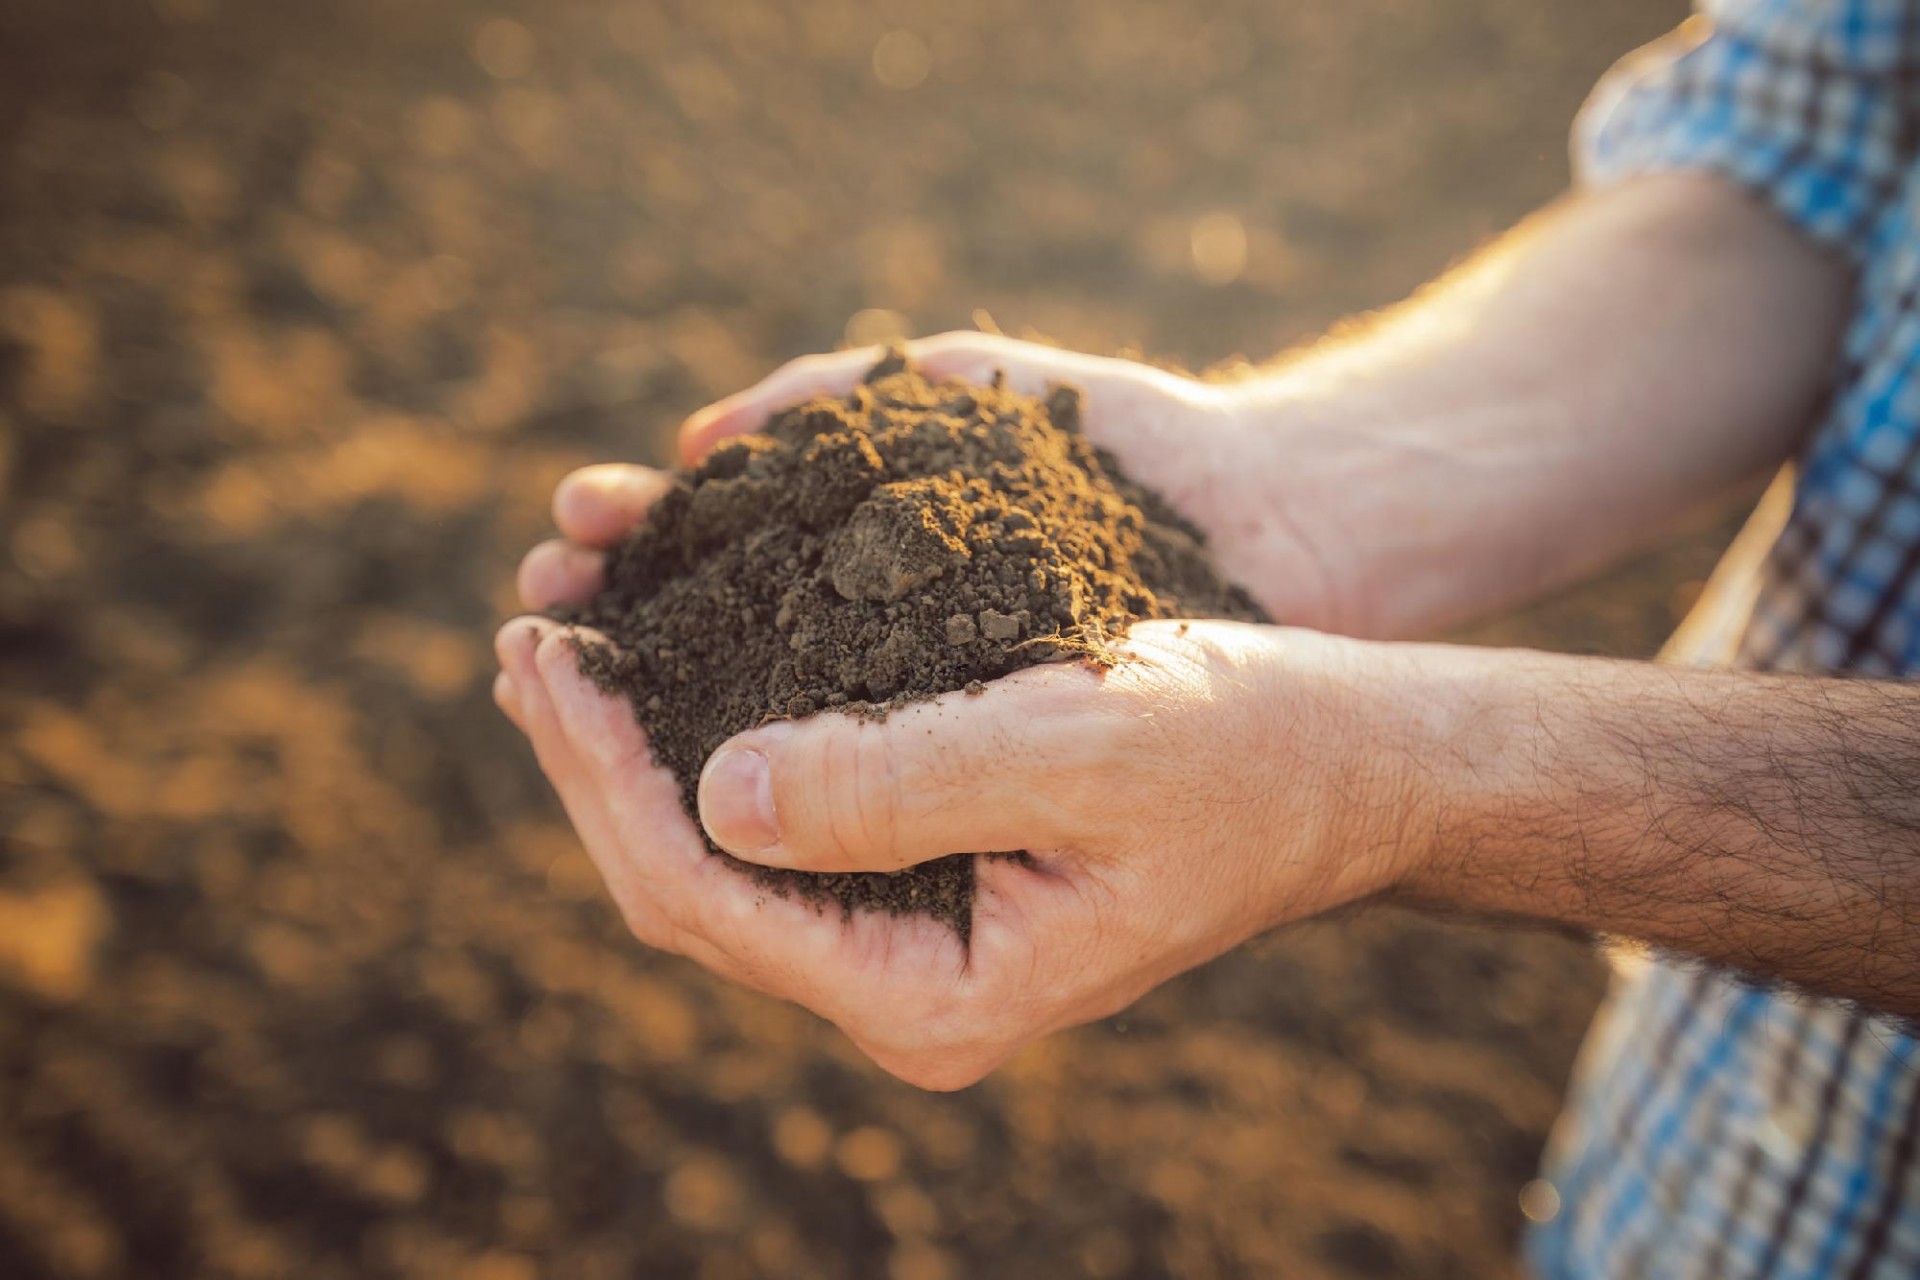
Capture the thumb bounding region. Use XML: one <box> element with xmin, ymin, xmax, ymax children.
<box><xmin>697</xmin><ymin>678</ymin><xmax>1095</xmax><ymax>872</ymax></box>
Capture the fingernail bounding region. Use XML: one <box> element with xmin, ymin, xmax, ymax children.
<box><xmin>493</xmin><ymin>670</ymin><xmax>519</xmax><ymax>715</ymax></box>
<box><xmin>699</xmin><ymin>745</ymin><xmax>778</xmax><ymax>855</ymax></box>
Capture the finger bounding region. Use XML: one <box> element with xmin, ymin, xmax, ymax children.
<box><xmin>516</xmin><ymin>538</ymin><xmax>607</xmax><ymax>611</ymax></box>
<box><xmin>696</xmin><ymin>668</ymin><xmax>1114</xmax><ymax>873</ymax></box>
<box><xmin>513</xmin><ymin>621</ymin><xmax>983</xmax><ymax>1037</ymax></box>
<box><xmin>677</xmin><ymin>333</ymin><xmax>1215</xmax><ymax>466</ymax></box>
<box><xmin>908</xmin><ymin>331</ymin><xmax>1219</xmax><ymax>424</ymax></box>
<box><xmin>534</xmin><ymin>632</ymin><xmax>1036</xmax><ymax>1076</ymax></box>
<box><xmin>973</xmin><ymin>851</ymin><xmax>1179</xmax><ymax>1030</ymax></box>
<box><xmin>524</xmin><ymin>627</ymin><xmax>706</xmax><ymax>918</ymax></box>
<box><xmin>532</xmin><ymin>632</ymin><xmax>916</xmax><ymax>1005</ymax></box>
<box><xmin>909</xmin><ymin>329</ymin><xmax>1136</xmax><ymax>391</ymax></box>
<box><xmin>911</xmin><ymin>336</ymin><xmax>1236</xmax><ymax>544</ymax></box>
<box><xmin>678</xmin><ymin>346</ymin><xmax>888</xmax><ymax>464</ymax></box>
<box><xmin>525</xmin><ymin>624</ymin><xmax>794</xmax><ymax>946</ymax></box>
<box><xmin>552</xmin><ymin>463</ymin><xmax>673</xmax><ymax>547</ymax></box>
<box><xmin>832</xmin><ymin>908</ymin><xmax>1009</xmax><ymax>1090</ymax></box>
<box><xmin>495</xmin><ymin>618</ymin><xmax>682</xmax><ymax>950</ymax></box>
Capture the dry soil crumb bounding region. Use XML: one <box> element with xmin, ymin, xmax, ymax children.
<box><xmin>561</xmin><ymin>350</ymin><xmax>1263</xmax><ymax>938</ymax></box>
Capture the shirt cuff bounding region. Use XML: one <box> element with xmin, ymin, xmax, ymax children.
<box><xmin>1573</xmin><ymin>19</ymin><xmax>1908</xmax><ymax>262</ymax></box>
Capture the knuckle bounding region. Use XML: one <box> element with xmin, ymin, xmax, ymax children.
<box><xmin>852</xmin><ymin>726</ymin><xmax>902</xmax><ymax>859</ymax></box>
<box><xmin>1015</xmin><ymin>695</ymin><xmax>1126</xmax><ymax>837</ymax></box>
<box><xmin>812</xmin><ymin>722</ymin><xmax>899</xmax><ymax>864</ymax></box>
<box><xmin>811</xmin><ymin>728</ymin><xmax>859</xmax><ymax>862</ymax></box>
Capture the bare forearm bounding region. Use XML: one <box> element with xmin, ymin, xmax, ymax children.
<box><xmin>1391</xmin><ymin>648</ymin><xmax>1920</xmax><ymax>1019</ymax></box>
<box><xmin>1238</xmin><ymin>173</ymin><xmax>1851</xmax><ymax>638</ymax></box>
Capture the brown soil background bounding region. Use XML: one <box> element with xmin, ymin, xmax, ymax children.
<box><xmin>0</xmin><ymin>1</ymin><xmax>1719</xmax><ymax>1276</ymax></box>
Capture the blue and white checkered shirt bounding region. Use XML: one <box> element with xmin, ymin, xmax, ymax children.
<box><xmin>1527</xmin><ymin>2</ymin><xmax>1920</xmax><ymax>1276</ymax></box>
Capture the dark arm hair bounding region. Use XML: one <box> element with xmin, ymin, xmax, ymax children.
<box><xmin>1398</xmin><ymin>653</ymin><xmax>1920</xmax><ymax>1021</ymax></box>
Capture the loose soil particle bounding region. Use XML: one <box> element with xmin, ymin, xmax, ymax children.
<box><xmin>562</xmin><ymin>351</ymin><xmax>1264</xmax><ymax>939</ymax></box>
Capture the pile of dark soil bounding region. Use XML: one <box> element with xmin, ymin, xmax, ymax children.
<box><xmin>562</xmin><ymin>351</ymin><xmax>1264</xmax><ymax>936</ymax></box>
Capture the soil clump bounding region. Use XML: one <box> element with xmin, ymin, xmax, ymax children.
<box><xmin>562</xmin><ymin>351</ymin><xmax>1264</xmax><ymax>937</ymax></box>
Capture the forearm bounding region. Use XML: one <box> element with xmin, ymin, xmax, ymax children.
<box><xmin>1388</xmin><ymin>647</ymin><xmax>1920</xmax><ymax>1019</ymax></box>
<box><xmin>1237</xmin><ymin>173</ymin><xmax>1852</xmax><ymax>639</ymax></box>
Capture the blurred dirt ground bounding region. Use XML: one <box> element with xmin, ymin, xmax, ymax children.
<box><xmin>0</xmin><ymin>0</ymin><xmax>1714</xmax><ymax>1276</ymax></box>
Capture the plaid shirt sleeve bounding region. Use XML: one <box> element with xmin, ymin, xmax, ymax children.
<box><xmin>1575</xmin><ymin>0</ymin><xmax>1920</xmax><ymax>261</ymax></box>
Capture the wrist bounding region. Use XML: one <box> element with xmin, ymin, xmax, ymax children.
<box><xmin>1238</xmin><ymin>630</ymin><xmax>1456</xmax><ymax>922</ymax></box>
<box><xmin>1380</xmin><ymin>643</ymin><xmax>1593</xmax><ymax>921</ymax></box>
<box><xmin>1220</xmin><ymin>370</ymin><xmax>1521</xmax><ymax>641</ymax></box>
<box><xmin>1329</xmin><ymin>639</ymin><xmax>1572</xmax><ymax>906</ymax></box>
<box><xmin>1223</xmin><ymin>361</ymin><xmax>1594</xmax><ymax>641</ymax></box>
<box><xmin>1206</xmin><ymin>384</ymin><xmax>1391</xmax><ymax>637</ymax></box>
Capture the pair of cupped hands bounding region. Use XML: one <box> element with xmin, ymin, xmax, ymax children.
<box><xmin>496</xmin><ymin>333</ymin><xmax>1426</xmax><ymax>1089</ymax></box>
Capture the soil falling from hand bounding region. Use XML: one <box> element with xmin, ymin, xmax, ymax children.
<box><xmin>561</xmin><ymin>351</ymin><xmax>1264</xmax><ymax>938</ymax></box>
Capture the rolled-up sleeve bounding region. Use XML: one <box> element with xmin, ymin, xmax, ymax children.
<box><xmin>1575</xmin><ymin>0</ymin><xmax>1920</xmax><ymax>261</ymax></box>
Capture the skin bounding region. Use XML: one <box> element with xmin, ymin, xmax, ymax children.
<box><xmin>496</xmin><ymin>173</ymin><xmax>1920</xmax><ymax>1089</ymax></box>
